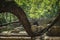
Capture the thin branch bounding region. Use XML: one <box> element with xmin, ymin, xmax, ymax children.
<box><xmin>0</xmin><ymin>21</ymin><xmax>21</xmax><ymax>26</ymax></box>
<box><xmin>34</xmin><ymin>11</ymin><xmax>60</xmax><ymax>36</ymax></box>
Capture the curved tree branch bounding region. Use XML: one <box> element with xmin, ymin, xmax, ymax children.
<box><xmin>0</xmin><ymin>0</ymin><xmax>34</xmax><ymax>37</ymax></box>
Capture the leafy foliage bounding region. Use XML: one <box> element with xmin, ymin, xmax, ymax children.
<box><xmin>15</xmin><ymin>0</ymin><xmax>60</xmax><ymax>19</ymax></box>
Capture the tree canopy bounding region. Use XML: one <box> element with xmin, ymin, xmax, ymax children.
<box><xmin>15</xmin><ymin>0</ymin><xmax>60</xmax><ymax>19</ymax></box>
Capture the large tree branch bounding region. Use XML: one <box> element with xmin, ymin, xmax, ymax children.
<box><xmin>0</xmin><ymin>0</ymin><xmax>34</xmax><ymax>37</ymax></box>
